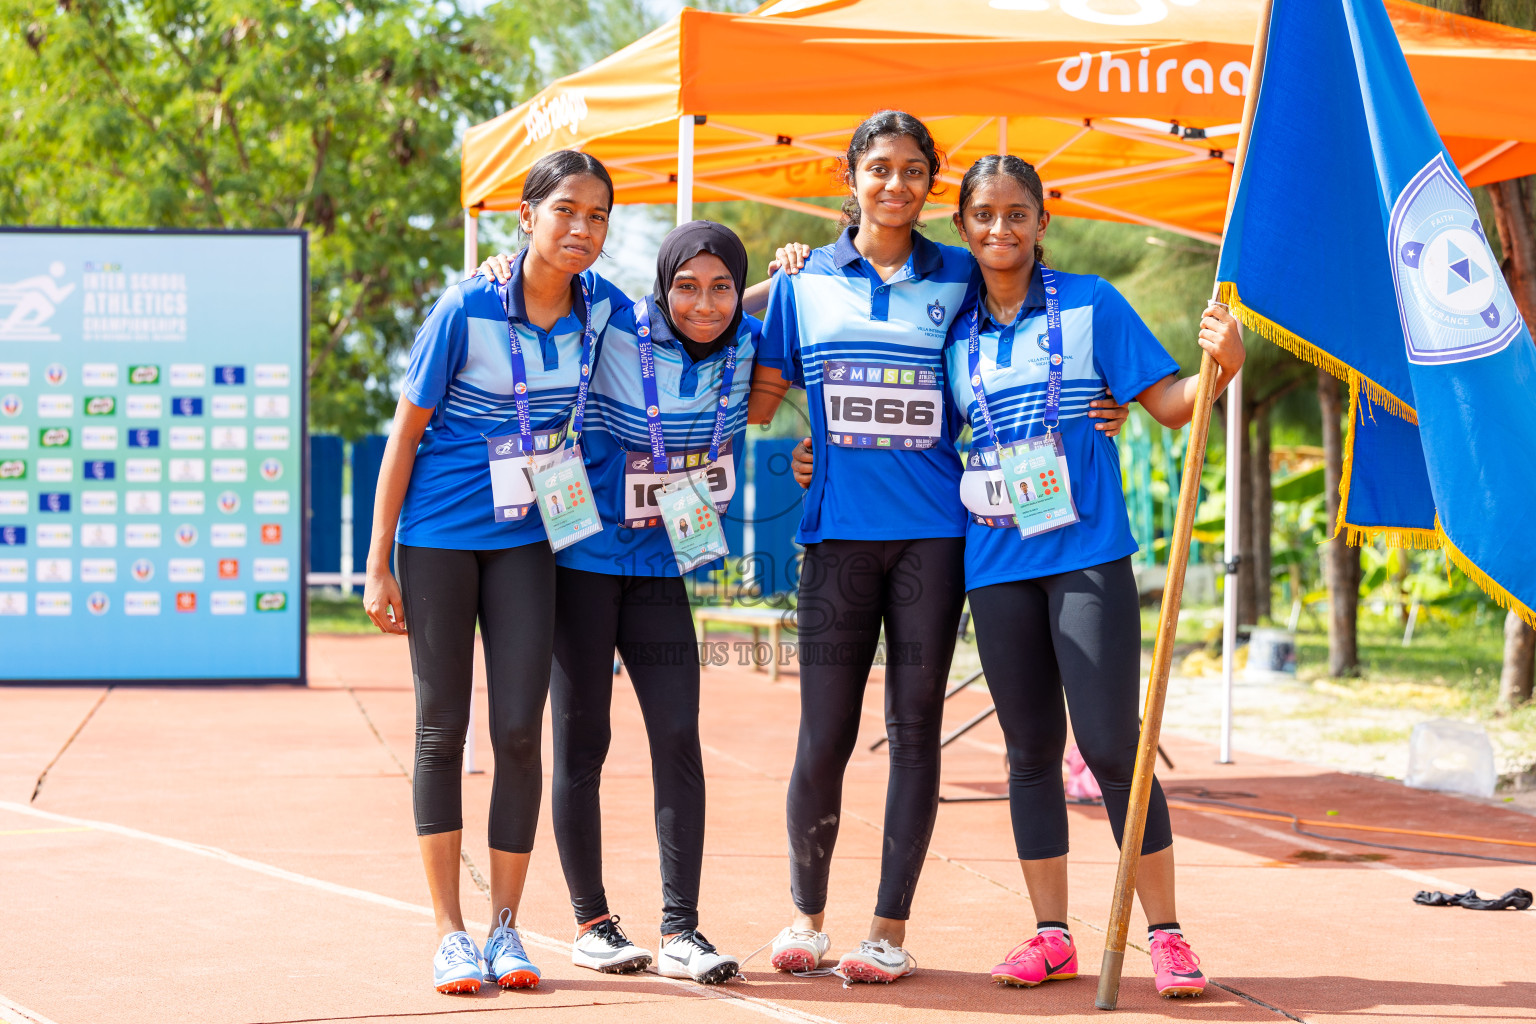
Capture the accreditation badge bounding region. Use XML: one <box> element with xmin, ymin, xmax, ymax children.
<box><xmin>621</xmin><ymin>437</ymin><xmax>736</xmax><ymax>528</ymax></box>
<box><xmin>656</xmin><ymin>474</ymin><xmax>729</xmax><ymax>574</ymax></box>
<box><xmin>821</xmin><ymin>360</ymin><xmax>942</xmax><ymax>451</ymax></box>
<box><xmin>530</xmin><ymin>444</ymin><xmax>602</xmax><ymax>551</ymax></box>
<box><xmin>485</xmin><ymin>424</ymin><xmax>568</xmax><ymax>522</ymax></box>
<box><xmin>998</xmin><ymin>433</ymin><xmax>1078</xmax><ymax>540</ymax></box>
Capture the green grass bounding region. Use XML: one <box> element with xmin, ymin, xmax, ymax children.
<box><xmin>308</xmin><ymin>594</ymin><xmax>376</xmax><ymax>634</ymax></box>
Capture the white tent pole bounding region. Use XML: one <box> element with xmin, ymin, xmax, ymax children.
<box><xmin>463</xmin><ymin>208</ymin><xmax>478</xmax><ymax>278</ymax></box>
<box><xmin>461</xmin><ymin>205</ymin><xmax>481</xmax><ymax>776</ymax></box>
<box><xmin>1220</xmin><ymin>370</ymin><xmax>1242</xmax><ymax>765</ymax></box>
<box><xmin>998</xmin><ymin>116</ymin><xmax>1009</xmax><ymax>156</ymax></box>
<box><xmin>677</xmin><ymin>114</ymin><xmax>696</xmax><ymax>226</ymax></box>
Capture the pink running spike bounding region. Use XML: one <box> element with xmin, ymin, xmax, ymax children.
<box><xmin>1150</xmin><ymin>930</ymin><xmax>1207</xmax><ymax>998</ymax></box>
<box><xmin>990</xmin><ymin>932</ymin><xmax>1078</xmax><ymax>987</ymax></box>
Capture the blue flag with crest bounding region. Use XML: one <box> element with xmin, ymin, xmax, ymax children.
<box><xmin>1217</xmin><ymin>0</ymin><xmax>1536</xmax><ymax>626</ymax></box>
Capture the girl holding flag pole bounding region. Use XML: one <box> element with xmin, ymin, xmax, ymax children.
<box><xmin>791</xmin><ymin>154</ymin><xmax>1244</xmax><ymax>997</ymax></box>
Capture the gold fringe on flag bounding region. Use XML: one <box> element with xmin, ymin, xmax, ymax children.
<box><xmin>1216</xmin><ymin>282</ymin><xmax>1418</xmax><ymax>423</ymax></box>
<box><xmin>1436</xmin><ymin>515</ymin><xmax>1536</xmax><ymax>629</ymax></box>
<box><xmin>1340</xmin><ymin>524</ymin><xmax>1441</xmax><ymax>550</ymax></box>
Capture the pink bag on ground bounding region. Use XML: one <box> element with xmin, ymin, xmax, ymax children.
<box><xmin>1064</xmin><ymin>744</ymin><xmax>1102</xmax><ymax>802</ymax></box>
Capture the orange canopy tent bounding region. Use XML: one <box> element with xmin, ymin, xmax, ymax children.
<box><xmin>461</xmin><ymin>0</ymin><xmax>1536</xmax><ymax>263</ymax></box>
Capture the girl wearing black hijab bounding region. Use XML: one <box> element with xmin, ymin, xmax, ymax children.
<box><xmin>542</xmin><ymin>221</ymin><xmax>758</xmax><ymax>985</ymax></box>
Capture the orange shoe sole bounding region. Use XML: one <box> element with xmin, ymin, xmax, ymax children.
<box><xmin>1159</xmin><ymin>984</ymin><xmax>1206</xmax><ymax>998</ymax></box>
<box><xmin>993</xmin><ymin>970</ymin><xmax>1077</xmax><ymax>987</ymax></box>
<box><xmin>496</xmin><ymin>969</ymin><xmax>541</xmax><ymax>989</ymax></box>
<box><xmin>435</xmin><ymin>977</ymin><xmax>482</xmax><ymax>995</ymax></box>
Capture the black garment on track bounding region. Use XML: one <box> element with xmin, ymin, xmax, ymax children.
<box><xmin>786</xmin><ymin>536</ymin><xmax>966</xmax><ymax>921</ymax></box>
<box><xmin>551</xmin><ymin>565</ymin><xmax>706</xmax><ymax>935</ymax></box>
<box><xmin>397</xmin><ymin>542</ymin><xmax>555</xmax><ymax>853</ymax></box>
<box><xmin>967</xmin><ymin>555</ymin><xmax>1172</xmax><ymax>861</ymax></box>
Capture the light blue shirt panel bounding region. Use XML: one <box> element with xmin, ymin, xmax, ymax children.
<box><xmin>559</xmin><ymin>303</ymin><xmax>758</xmax><ymax>577</ymax></box>
<box><xmin>946</xmin><ymin>271</ymin><xmax>1178</xmax><ymax>589</ymax></box>
<box><xmin>396</xmin><ymin>270</ymin><xmax>628</xmax><ymax>550</ymax></box>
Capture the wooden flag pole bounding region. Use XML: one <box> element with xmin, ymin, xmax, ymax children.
<box><xmin>1094</xmin><ymin>0</ymin><xmax>1273</xmax><ymax>1010</ymax></box>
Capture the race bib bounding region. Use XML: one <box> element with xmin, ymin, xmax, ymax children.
<box><xmin>485</xmin><ymin>425</ymin><xmax>568</xmax><ymax>522</ymax></box>
<box><xmin>962</xmin><ymin>434</ymin><xmax>1080</xmax><ymax>539</ymax></box>
<box><xmin>621</xmin><ymin>437</ymin><xmax>736</xmax><ymax>528</ymax></box>
<box><xmin>822</xmin><ymin>360</ymin><xmax>941</xmax><ymax>450</ymax></box>
<box><xmin>530</xmin><ymin>444</ymin><xmax>602</xmax><ymax>552</ymax></box>
<box><xmin>657</xmin><ymin>475</ymin><xmax>729</xmax><ymax>574</ymax></box>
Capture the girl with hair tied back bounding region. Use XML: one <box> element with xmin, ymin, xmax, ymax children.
<box><xmin>362</xmin><ymin>150</ymin><xmax>629</xmax><ymax>995</ymax></box>
<box><xmin>750</xmin><ymin>112</ymin><xmax>1130</xmax><ymax>985</ymax></box>
<box><xmin>941</xmin><ymin>154</ymin><xmax>1243</xmax><ymax>997</ymax></box>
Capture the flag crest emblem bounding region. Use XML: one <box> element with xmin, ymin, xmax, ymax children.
<box><xmin>1389</xmin><ymin>153</ymin><xmax>1523</xmax><ymax>365</ymax></box>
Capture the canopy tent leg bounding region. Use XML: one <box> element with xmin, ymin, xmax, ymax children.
<box><xmin>462</xmin><ymin>205</ymin><xmax>480</xmax><ymax>775</ymax></box>
<box><xmin>1220</xmin><ymin>368</ymin><xmax>1243</xmax><ymax>765</ymax></box>
<box><xmin>998</xmin><ymin>116</ymin><xmax>1008</xmax><ymax>156</ymax></box>
<box><xmin>463</xmin><ymin>208</ymin><xmax>478</xmax><ymax>278</ymax></box>
<box><xmin>677</xmin><ymin>113</ymin><xmax>695</xmax><ymax>226</ymax></box>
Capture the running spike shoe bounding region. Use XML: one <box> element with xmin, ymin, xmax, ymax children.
<box><xmin>991</xmin><ymin>931</ymin><xmax>1079</xmax><ymax>987</ymax></box>
<box><xmin>1150</xmin><ymin>929</ymin><xmax>1207</xmax><ymax>998</ymax></box>
<box><xmin>769</xmin><ymin>926</ymin><xmax>830</xmax><ymax>973</ymax></box>
<box><xmin>483</xmin><ymin>908</ymin><xmax>541</xmax><ymax>989</ymax></box>
<box><xmin>571</xmin><ymin>914</ymin><xmax>652</xmax><ymax>974</ymax></box>
<box><xmin>836</xmin><ymin>939</ymin><xmax>914</xmax><ymax>983</ymax></box>
<box><xmin>432</xmin><ymin>930</ymin><xmax>483</xmax><ymax>994</ymax></box>
<box><xmin>657</xmin><ymin>928</ymin><xmax>740</xmax><ymax>984</ymax></box>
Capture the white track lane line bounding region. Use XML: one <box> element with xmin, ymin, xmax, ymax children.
<box><xmin>0</xmin><ymin>801</ymin><xmax>843</xmax><ymax>1024</ymax></box>
<box><xmin>0</xmin><ymin>993</ymin><xmax>63</xmax><ymax>1024</ymax></box>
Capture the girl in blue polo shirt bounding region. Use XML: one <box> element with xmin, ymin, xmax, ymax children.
<box><xmin>943</xmin><ymin>156</ymin><xmax>1243</xmax><ymax>999</ymax></box>
<box><xmin>541</xmin><ymin>221</ymin><xmax>756</xmax><ymax>987</ymax></box>
<box><xmin>361</xmin><ymin>151</ymin><xmax>627</xmax><ymax>995</ymax></box>
<box><xmin>748</xmin><ymin>110</ymin><xmax>976</xmax><ymax>985</ymax></box>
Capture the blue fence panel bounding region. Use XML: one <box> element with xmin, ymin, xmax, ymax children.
<box><xmin>744</xmin><ymin>438</ymin><xmax>804</xmax><ymax>595</ymax></box>
<box><xmin>309</xmin><ymin>434</ymin><xmax>343</xmax><ymax>574</ymax></box>
<box><xmin>351</xmin><ymin>434</ymin><xmax>389</xmax><ymax>583</ymax></box>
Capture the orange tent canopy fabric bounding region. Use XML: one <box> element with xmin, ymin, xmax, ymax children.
<box><xmin>461</xmin><ymin>0</ymin><xmax>1536</xmax><ymax>240</ymax></box>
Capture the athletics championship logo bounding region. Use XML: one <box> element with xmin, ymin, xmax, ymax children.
<box><xmin>1389</xmin><ymin>153</ymin><xmax>1524</xmax><ymax>365</ymax></box>
<box><xmin>0</xmin><ymin>263</ymin><xmax>74</xmax><ymax>341</ymax></box>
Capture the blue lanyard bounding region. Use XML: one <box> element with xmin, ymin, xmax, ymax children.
<box><xmin>633</xmin><ymin>298</ymin><xmax>737</xmax><ymax>467</ymax></box>
<box><xmin>498</xmin><ymin>273</ymin><xmax>595</xmax><ymax>454</ymax></box>
<box><xmin>966</xmin><ymin>265</ymin><xmax>1064</xmax><ymax>448</ymax></box>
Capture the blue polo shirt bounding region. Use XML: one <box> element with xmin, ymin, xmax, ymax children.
<box><xmin>944</xmin><ymin>267</ymin><xmax>1179</xmax><ymax>590</ymax></box>
<box><xmin>396</xmin><ymin>250</ymin><xmax>628</xmax><ymax>549</ymax></box>
<box><xmin>758</xmin><ymin>226</ymin><xmax>977</xmax><ymax>545</ymax></box>
<box><xmin>560</xmin><ymin>298</ymin><xmax>758</xmax><ymax>577</ymax></box>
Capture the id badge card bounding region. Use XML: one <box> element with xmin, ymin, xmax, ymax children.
<box><xmin>656</xmin><ymin>475</ymin><xmax>729</xmax><ymax>574</ymax></box>
<box><xmin>621</xmin><ymin>438</ymin><xmax>736</xmax><ymax>528</ymax></box>
<box><xmin>530</xmin><ymin>444</ymin><xmax>602</xmax><ymax>551</ymax></box>
<box><xmin>485</xmin><ymin>425</ymin><xmax>567</xmax><ymax>522</ymax></box>
<box><xmin>996</xmin><ymin>433</ymin><xmax>1079</xmax><ymax>539</ymax></box>
<box><xmin>822</xmin><ymin>360</ymin><xmax>942</xmax><ymax>451</ymax></box>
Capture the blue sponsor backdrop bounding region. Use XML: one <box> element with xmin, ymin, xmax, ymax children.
<box><xmin>0</xmin><ymin>229</ymin><xmax>305</xmax><ymax>682</ymax></box>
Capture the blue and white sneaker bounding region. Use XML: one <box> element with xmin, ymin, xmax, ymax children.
<box><xmin>483</xmin><ymin>908</ymin><xmax>542</xmax><ymax>989</ymax></box>
<box><xmin>433</xmin><ymin>930</ymin><xmax>483</xmax><ymax>994</ymax></box>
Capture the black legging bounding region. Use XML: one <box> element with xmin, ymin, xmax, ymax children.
<box><xmin>396</xmin><ymin>542</ymin><xmax>555</xmax><ymax>853</ymax></box>
<box><xmin>967</xmin><ymin>555</ymin><xmax>1172</xmax><ymax>861</ymax></box>
<box><xmin>551</xmin><ymin>566</ymin><xmax>705</xmax><ymax>935</ymax></box>
<box><xmin>786</xmin><ymin>537</ymin><xmax>966</xmax><ymax>922</ymax></box>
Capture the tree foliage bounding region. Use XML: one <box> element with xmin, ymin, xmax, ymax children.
<box><xmin>0</xmin><ymin>0</ymin><xmax>567</xmax><ymax>437</ymax></box>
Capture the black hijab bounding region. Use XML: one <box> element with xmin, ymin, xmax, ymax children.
<box><xmin>652</xmin><ymin>220</ymin><xmax>749</xmax><ymax>362</ymax></box>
